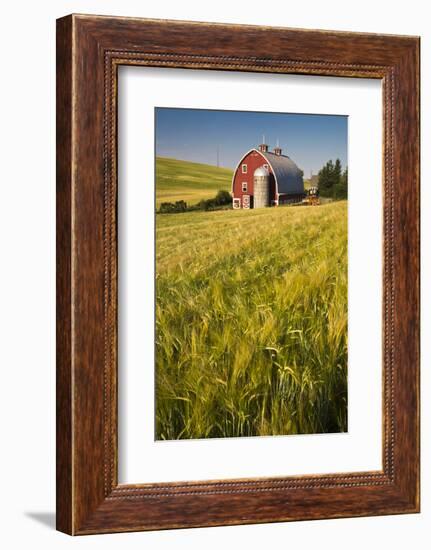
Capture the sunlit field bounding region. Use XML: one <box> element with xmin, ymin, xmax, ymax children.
<box><xmin>155</xmin><ymin>201</ymin><xmax>348</xmax><ymax>440</ymax></box>
<box><xmin>155</xmin><ymin>157</ymin><xmax>233</xmax><ymax>208</ymax></box>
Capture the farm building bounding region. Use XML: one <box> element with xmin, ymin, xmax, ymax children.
<box><xmin>231</xmin><ymin>141</ymin><xmax>304</xmax><ymax>209</ymax></box>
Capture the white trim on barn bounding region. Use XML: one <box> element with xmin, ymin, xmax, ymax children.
<box><xmin>230</xmin><ymin>148</ymin><xmax>256</xmax><ymax>195</ymax></box>
<box><xmin>230</xmin><ymin>148</ymin><xmax>283</xmax><ymax>196</ymax></box>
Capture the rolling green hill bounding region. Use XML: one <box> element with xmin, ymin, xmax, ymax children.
<box><xmin>155</xmin><ymin>157</ymin><xmax>233</xmax><ymax>208</ymax></box>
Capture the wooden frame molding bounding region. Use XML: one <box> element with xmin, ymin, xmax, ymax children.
<box><xmin>56</xmin><ymin>14</ymin><xmax>420</xmax><ymax>535</ymax></box>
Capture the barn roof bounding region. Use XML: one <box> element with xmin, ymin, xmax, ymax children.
<box><xmin>231</xmin><ymin>148</ymin><xmax>304</xmax><ymax>196</ymax></box>
<box><xmin>260</xmin><ymin>151</ymin><xmax>304</xmax><ymax>195</ymax></box>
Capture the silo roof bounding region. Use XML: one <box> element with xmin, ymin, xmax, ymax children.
<box><xmin>254</xmin><ymin>166</ymin><xmax>270</xmax><ymax>177</ymax></box>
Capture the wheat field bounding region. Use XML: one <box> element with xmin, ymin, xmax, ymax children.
<box><xmin>155</xmin><ymin>201</ymin><xmax>348</xmax><ymax>440</ymax></box>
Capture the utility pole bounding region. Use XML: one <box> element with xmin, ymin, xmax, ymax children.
<box><xmin>216</xmin><ymin>144</ymin><xmax>220</xmax><ymax>168</ymax></box>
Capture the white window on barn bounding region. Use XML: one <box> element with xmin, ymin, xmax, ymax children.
<box><xmin>242</xmin><ymin>181</ymin><xmax>248</xmax><ymax>192</ymax></box>
<box><xmin>233</xmin><ymin>198</ymin><xmax>241</xmax><ymax>209</ymax></box>
<box><xmin>242</xmin><ymin>164</ymin><xmax>247</xmax><ymax>174</ymax></box>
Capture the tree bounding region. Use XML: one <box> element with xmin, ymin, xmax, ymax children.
<box><xmin>333</xmin><ymin>158</ymin><xmax>342</xmax><ymax>183</ymax></box>
<box><xmin>159</xmin><ymin>200</ymin><xmax>188</xmax><ymax>213</ymax></box>
<box><xmin>214</xmin><ymin>190</ymin><xmax>232</xmax><ymax>206</ymax></box>
<box><xmin>174</xmin><ymin>200</ymin><xmax>187</xmax><ymax>212</ymax></box>
<box><xmin>336</xmin><ymin>167</ymin><xmax>348</xmax><ymax>199</ymax></box>
<box><xmin>159</xmin><ymin>202</ymin><xmax>176</xmax><ymax>213</ymax></box>
<box><xmin>317</xmin><ymin>159</ymin><xmax>347</xmax><ymax>199</ymax></box>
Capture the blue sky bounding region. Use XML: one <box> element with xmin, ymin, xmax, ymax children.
<box><xmin>155</xmin><ymin>107</ymin><xmax>347</xmax><ymax>176</ymax></box>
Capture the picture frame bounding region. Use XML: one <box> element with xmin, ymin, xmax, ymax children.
<box><xmin>56</xmin><ymin>14</ymin><xmax>420</xmax><ymax>535</ymax></box>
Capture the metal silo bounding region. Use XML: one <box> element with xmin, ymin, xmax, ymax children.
<box><xmin>253</xmin><ymin>166</ymin><xmax>270</xmax><ymax>208</ymax></box>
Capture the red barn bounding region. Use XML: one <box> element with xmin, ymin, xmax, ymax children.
<box><xmin>231</xmin><ymin>141</ymin><xmax>304</xmax><ymax>209</ymax></box>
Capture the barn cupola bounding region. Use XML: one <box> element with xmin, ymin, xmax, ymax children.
<box><xmin>274</xmin><ymin>139</ymin><xmax>282</xmax><ymax>156</ymax></box>
<box><xmin>258</xmin><ymin>135</ymin><xmax>269</xmax><ymax>153</ymax></box>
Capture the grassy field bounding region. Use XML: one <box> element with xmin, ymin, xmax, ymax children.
<box><xmin>155</xmin><ymin>157</ymin><xmax>233</xmax><ymax>207</ymax></box>
<box><xmin>155</xmin><ymin>201</ymin><xmax>348</xmax><ymax>440</ymax></box>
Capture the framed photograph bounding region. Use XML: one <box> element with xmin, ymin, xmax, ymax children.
<box><xmin>56</xmin><ymin>14</ymin><xmax>420</xmax><ymax>535</ymax></box>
